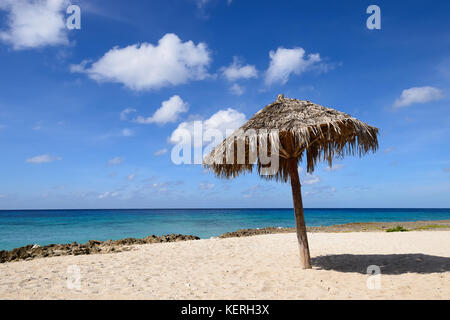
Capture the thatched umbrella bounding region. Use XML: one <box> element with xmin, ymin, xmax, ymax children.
<box><xmin>203</xmin><ymin>94</ymin><xmax>379</xmax><ymax>269</ymax></box>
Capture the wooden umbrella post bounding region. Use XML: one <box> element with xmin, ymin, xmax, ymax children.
<box><xmin>204</xmin><ymin>94</ymin><xmax>379</xmax><ymax>271</ymax></box>
<box><xmin>287</xmin><ymin>157</ymin><xmax>312</xmax><ymax>269</ymax></box>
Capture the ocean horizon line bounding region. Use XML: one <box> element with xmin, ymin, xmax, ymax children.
<box><xmin>1</xmin><ymin>207</ymin><xmax>450</xmax><ymax>212</ymax></box>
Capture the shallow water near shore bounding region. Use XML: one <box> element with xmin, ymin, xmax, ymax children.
<box><xmin>1</xmin><ymin>208</ymin><xmax>450</xmax><ymax>250</ymax></box>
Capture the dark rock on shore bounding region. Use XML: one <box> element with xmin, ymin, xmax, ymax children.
<box><xmin>219</xmin><ymin>227</ymin><xmax>295</xmax><ymax>238</ymax></box>
<box><xmin>219</xmin><ymin>220</ymin><xmax>450</xmax><ymax>238</ymax></box>
<box><xmin>0</xmin><ymin>234</ymin><xmax>200</xmax><ymax>264</ymax></box>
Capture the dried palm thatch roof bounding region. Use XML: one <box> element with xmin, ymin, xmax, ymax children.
<box><xmin>203</xmin><ymin>94</ymin><xmax>379</xmax><ymax>182</ymax></box>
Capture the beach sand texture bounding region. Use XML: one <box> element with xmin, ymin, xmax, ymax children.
<box><xmin>0</xmin><ymin>231</ymin><xmax>449</xmax><ymax>300</ymax></box>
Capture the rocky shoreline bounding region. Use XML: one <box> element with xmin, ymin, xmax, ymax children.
<box><xmin>0</xmin><ymin>234</ymin><xmax>200</xmax><ymax>264</ymax></box>
<box><xmin>219</xmin><ymin>220</ymin><xmax>450</xmax><ymax>238</ymax></box>
<box><xmin>2</xmin><ymin>220</ymin><xmax>449</xmax><ymax>264</ymax></box>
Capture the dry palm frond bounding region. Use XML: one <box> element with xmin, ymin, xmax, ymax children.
<box><xmin>203</xmin><ymin>95</ymin><xmax>379</xmax><ymax>182</ymax></box>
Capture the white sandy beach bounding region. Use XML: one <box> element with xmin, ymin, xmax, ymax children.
<box><xmin>0</xmin><ymin>231</ymin><xmax>449</xmax><ymax>300</ymax></box>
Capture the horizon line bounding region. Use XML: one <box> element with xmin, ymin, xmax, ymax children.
<box><xmin>1</xmin><ymin>207</ymin><xmax>450</xmax><ymax>211</ymax></box>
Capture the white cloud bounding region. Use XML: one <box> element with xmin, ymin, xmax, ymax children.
<box><xmin>196</xmin><ymin>0</ymin><xmax>210</xmax><ymax>8</ymax></box>
<box><xmin>265</xmin><ymin>47</ymin><xmax>321</xmax><ymax>85</ymax></box>
<box><xmin>203</xmin><ymin>108</ymin><xmax>246</xmax><ymax>137</ymax></box>
<box><xmin>26</xmin><ymin>154</ymin><xmax>62</xmax><ymax>164</ymax></box>
<box><xmin>71</xmin><ymin>33</ymin><xmax>212</xmax><ymax>91</ymax></box>
<box><xmin>229</xmin><ymin>83</ymin><xmax>244</xmax><ymax>96</ymax></box>
<box><xmin>107</xmin><ymin>157</ymin><xmax>124</xmax><ymax>166</ymax></box>
<box><xmin>298</xmin><ymin>167</ymin><xmax>321</xmax><ymax>184</ymax></box>
<box><xmin>149</xmin><ymin>180</ymin><xmax>183</xmax><ymax>194</ymax></box>
<box><xmin>154</xmin><ymin>148</ymin><xmax>168</xmax><ymax>156</ymax></box>
<box><xmin>120</xmin><ymin>108</ymin><xmax>137</xmax><ymax>121</ymax></box>
<box><xmin>98</xmin><ymin>191</ymin><xmax>120</xmax><ymax>200</ymax></box>
<box><xmin>134</xmin><ymin>95</ymin><xmax>188</xmax><ymax>125</ymax></box>
<box><xmin>127</xmin><ymin>173</ymin><xmax>136</xmax><ymax>181</ymax></box>
<box><xmin>151</xmin><ymin>182</ymin><xmax>168</xmax><ymax>193</ymax></box>
<box><xmin>199</xmin><ymin>182</ymin><xmax>215</xmax><ymax>190</ymax></box>
<box><xmin>221</xmin><ymin>57</ymin><xmax>258</xmax><ymax>81</ymax></box>
<box><xmin>97</xmin><ymin>128</ymin><xmax>134</xmax><ymax>140</ymax></box>
<box><xmin>303</xmin><ymin>174</ymin><xmax>321</xmax><ymax>185</ymax></box>
<box><xmin>243</xmin><ymin>184</ymin><xmax>274</xmax><ymax>199</ymax></box>
<box><xmin>0</xmin><ymin>0</ymin><xmax>69</xmax><ymax>50</ymax></box>
<box><xmin>393</xmin><ymin>86</ymin><xmax>444</xmax><ymax>108</ymax></box>
<box><xmin>169</xmin><ymin>108</ymin><xmax>246</xmax><ymax>145</ymax></box>
<box><xmin>325</xmin><ymin>164</ymin><xmax>345</xmax><ymax>172</ymax></box>
<box><xmin>196</xmin><ymin>0</ymin><xmax>231</xmax><ymax>9</ymax></box>
<box><xmin>304</xmin><ymin>186</ymin><xmax>336</xmax><ymax>197</ymax></box>
<box><xmin>32</xmin><ymin>122</ymin><xmax>43</xmax><ymax>131</ymax></box>
<box><xmin>121</xmin><ymin>128</ymin><xmax>134</xmax><ymax>137</ymax></box>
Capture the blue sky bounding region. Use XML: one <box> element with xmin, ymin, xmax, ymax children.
<box><xmin>0</xmin><ymin>0</ymin><xmax>449</xmax><ymax>209</ymax></box>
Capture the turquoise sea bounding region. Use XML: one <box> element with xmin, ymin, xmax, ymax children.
<box><xmin>1</xmin><ymin>208</ymin><xmax>450</xmax><ymax>251</ymax></box>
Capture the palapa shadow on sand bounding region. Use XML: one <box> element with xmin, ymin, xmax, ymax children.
<box><xmin>312</xmin><ymin>254</ymin><xmax>450</xmax><ymax>274</ymax></box>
